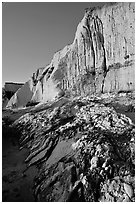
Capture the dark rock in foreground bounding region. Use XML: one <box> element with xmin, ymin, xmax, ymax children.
<box><xmin>12</xmin><ymin>95</ymin><xmax>135</xmax><ymax>202</ymax></box>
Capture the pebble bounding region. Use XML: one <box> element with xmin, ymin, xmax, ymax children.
<box><xmin>114</xmin><ymin>176</ymin><xmax>120</xmax><ymax>180</ymax></box>
<box><xmin>123</xmin><ymin>183</ymin><xmax>133</xmax><ymax>198</ymax></box>
<box><xmin>124</xmin><ymin>175</ymin><xmax>134</xmax><ymax>183</ymax></box>
<box><xmin>105</xmin><ymin>166</ymin><xmax>109</xmax><ymax>171</ymax></box>
<box><xmin>100</xmin><ymin>169</ymin><xmax>104</xmax><ymax>176</ymax></box>
<box><xmin>79</xmin><ymin>173</ymin><xmax>83</xmax><ymax>180</ymax></box>
<box><xmin>95</xmin><ymin>144</ymin><xmax>102</xmax><ymax>155</ymax></box>
<box><xmin>102</xmin><ymin>160</ymin><xmax>108</xmax><ymax>168</ymax></box>
<box><xmin>81</xmin><ymin>176</ymin><xmax>87</xmax><ymax>185</ymax></box>
<box><xmin>90</xmin><ymin>156</ymin><xmax>98</xmax><ymax>171</ymax></box>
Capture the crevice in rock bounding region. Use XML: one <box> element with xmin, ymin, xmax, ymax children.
<box><xmin>95</xmin><ymin>16</ymin><xmax>108</xmax><ymax>93</ymax></box>
<box><xmin>83</xmin><ymin>13</ymin><xmax>108</xmax><ymax>94</ymax></box>
<box><xmin>86</xmin><ymin>23</ymin><xmax>96</xmax><ymax>73</ymax></box>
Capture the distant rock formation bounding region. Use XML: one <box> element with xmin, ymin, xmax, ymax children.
<box><xmin>6</xmin><ymin>2</ymin><xmax>135</xmax><ymax>108</ymax></box>
<box><xmin>3</xmin><ymin>82</ymin><xmax>24</xmax><ymax>108</ymax></box>
<box><xmin>4</xmin><ymin>82</ymin><xmax>24</xmax><ymax>99</ymax></box>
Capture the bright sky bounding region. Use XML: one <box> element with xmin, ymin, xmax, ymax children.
<box><xmin>2</xmin><ymin>2</ymin><xmax>106</xmax><ymax>86</ymax></box>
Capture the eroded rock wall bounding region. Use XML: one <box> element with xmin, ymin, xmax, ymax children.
<box><xmin>7</xmin><ymin>2</ymin><xmax>135</xmax><ymax>108</ymax></box>
<box><xmin>102</xmin><ymin>3</ymin><xmax>135</xmax><ymax>92</ymax></box>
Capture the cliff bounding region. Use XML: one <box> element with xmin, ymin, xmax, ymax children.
<box><xmin>6</xmin><ymin>2</ymin><xmax>135</xmax><ymax>108</ymax></box>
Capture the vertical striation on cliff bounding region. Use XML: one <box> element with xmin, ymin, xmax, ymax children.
<box><xmin>6</xmin><ymin>2</ymin><xmax>135</xmax><ymax>108</ymax></box>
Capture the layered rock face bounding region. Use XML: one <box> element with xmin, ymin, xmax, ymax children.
<box><xmin>7</xmin><ymin>2</ymin><xmax>135</xmax><ymax>108</ymax></box>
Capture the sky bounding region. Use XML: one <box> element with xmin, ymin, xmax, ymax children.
<box><xmin>2</xmin><ymin>2</ymin><xmax>106</xmax><ymax>86</ymax></box>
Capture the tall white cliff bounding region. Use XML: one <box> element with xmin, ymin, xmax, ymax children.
<box><xmin>7</xmin><ymin>2</ymin><xmax>135</xmax><ymax>108</ymax></box>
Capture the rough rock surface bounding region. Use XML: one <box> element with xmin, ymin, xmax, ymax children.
<box><xmin>7</xmin><ymin>2</ymin><xmax>135</xmax><ymax>108</ymax></box>
<box><xmin>12</xmin><ymin>95</ymin><xmax>135</xmax><ymax>202</ymax></box>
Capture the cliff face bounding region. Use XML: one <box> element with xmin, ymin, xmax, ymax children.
<box><xmin>6</xmin><ymin>2</ymin><xmax>135</xmax><ymax>108</ymax></box>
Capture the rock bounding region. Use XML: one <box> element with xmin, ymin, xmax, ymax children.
<box><xmin>7</xmin><ymin>2</ymin><xmax>134</xmax><ymax>108</ymax></box>
<box><xmin>123</xmin><ymin>195</ymin><xmax>130</xmax><ymax>202</ymax></box>
<box><xmin>81</xmin><ymin>176</ymin><xmax>87</xmax><ymax>185</ymax></box>
<box><xmin>90</xmin><ymin>156</ymin><xmax>99</xmax><ymax>171</ymax></box>
<box><xmin>123</xmin><ymin>183</ymin><xmax>133</xmax><ymax>198</ymax></box>
<box><xmin>4</xmin><ymin>3</ymin><xmax>135</xmax><ymax>198</ymax></box>
<box><xmin>11</xmin><ymin>96</ymin><xmax>135</xmax><ymax>201</ymax></box>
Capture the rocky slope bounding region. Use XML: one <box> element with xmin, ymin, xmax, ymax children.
<box><xmin>11</xmin><ymin>94</ymin><xmax>135</xmax><ymax>202</ymax></box>
<box><xmin>6</xmin><ymin>2</ymin><xmax>135</xmax><ymax>108</ymax></box>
